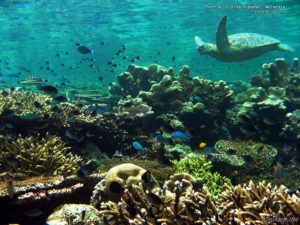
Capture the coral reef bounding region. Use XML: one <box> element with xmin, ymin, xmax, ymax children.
<box><xmin>0</xmin><ymin>174</ymin><xmax>102</xmax><ymax>224</ymax></box>
<box><xmin>0</xmin><ymin>134</ymin><xmax>81</xmax><ymax>178</ymax></box>
<box><xmin>91</xmin><ymin>163</ymin><xmax>160</xmax><ymax>205</ymax></box>
<box><xmin>239</xmin><ymin>58</ymin><xmax>300</xmax><ymax>142</ymax></box>
<box><xmin>97</xmin><ymin>158</ymin><xmax>173</xmax><ymax>182</ymax></box>
<box><xmin>210</xmin><ymin>140</ymin><xmax>278</xmax><ymax>183</ymax></box>
<box><xmin>96</xmin><ymin>165</ymin><xmax>300</xmax><ymax>224</ymax></box>
<box><xmin>0</xmin><ymin>89</ymin><xmax>53</xmax><ymax>119</ymax></box>
<box><xmin>172</xmin><ymin>153</ymin><xmax>232</xmax><ymax>196</ymax></box>
<box><xmin>217</xmin><ymin>180</ymin><xmax>300</xmax><ymax>225</ymax></box>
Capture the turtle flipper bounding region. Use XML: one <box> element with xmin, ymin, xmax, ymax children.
<box><xmin>216</xmin><ymin>16</ymin><xmax>230</xmax><ymax>52</ymax></box>
<box><xmin>195</xmin><ymin>36</ymin><xmax>205</xmax><ymax>47</ymax></box>
<box><xmin>278</xmin><ymin>43</ymin><xmax>294</xmax><ymax>52</ymax></box>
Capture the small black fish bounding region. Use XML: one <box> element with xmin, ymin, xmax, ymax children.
<box><xmin>38</xmin><ymin>85</ymin><xmax>58</xmax><ymax>95</ymax></box>
<box><xmin>1</xmin><ymin>109</ymin><xmax>15</xmax><ymax>117</ymax></box>
<box><xmin>142</xmin><ymin>171</ymin><xmax>151</xmax><ymax>183</ymax></box>
<box><xmin>45</xmin><ymin>61</ymin><xmax>49</xmax><ymax>64</ymax></box>
<box><xmin>122</xmin><ymin>56</ymin><xmax>127</xmax><ymax>60</ymax></box>
<box><xmin>145</xmin><ymin>191</ymin><xmax>164</xmax><ymax>206</ymax></box>
<box><xmin>109</xmin><ymin>181</ymin><xmax>124</xmax><ymax>194</ymax></box>
<box><xmin>129</xmin><ymin>59</ymin><xmax>135</xmax><ymax>63</ymax></box>
<box><xmin>65</xmin><ymin>51</ymin><xmax>69</xmax><ymax>55</ymax></box>
<box><xmin>257</xmin><ymin>146</ymin><xmax>264</xmax><ymax>155</ymax></box>
<box><xmin>55</xmin><ymin>53</ymin><xmax>60</xmax><ymax>57</ymax></box>
<box><xmin>54</xmin><ymin>95</ymin><xmax>67</xmax><ymax>102</ymax></box>
<box><xmin>34</xmin><ymin>101</ymin><xmax>42</xmax><ymax>108</ymax></box>
<box><xmin>100</xmin><ymin>41</ymin><xmax>105</xmax><ymax>45</ymax></box>
<box><xmin>1</xmin><ymin>90</ymin><xmax>9</xmax><ymax>97</ymax></box>
<box><xmin>171</xmin><ymin>56</ymin><xmax>176</xmax><ymax>61</ymax></box>
<box><xmin>61</xmin><ymin>63</ymin><xmax>65</xmax><ymax>67</ymax></box>
<box><xmin>135</xmin><ymin>56</ymin><xmax>140</xmax><ymax>60</ymax></box>
<box><xmin>107</xmin><ymin>60</ymin><xmax>112</xmax><ymax>65</ymax></box>
<box><xmin>112</xmin><ymin>63</ymin><xmax>118</xmax><ymax>67</ymax></box>
<box><xmin>98</xmin><ymin>76</ymin><xmax>104</xmax><ymax>81</ymax></box>
<box><xmin>77</xmin><ymin>45</ymin><xmax>92</xmax><ymax>54</ymax></box>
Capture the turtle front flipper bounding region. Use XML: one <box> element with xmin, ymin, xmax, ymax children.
<box><xmin>216</xmin><ymin>16</ymin><xmax>230</xmax><ymax>52</ymax></box>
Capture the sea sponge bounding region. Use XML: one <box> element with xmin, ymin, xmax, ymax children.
<box><xmin>0</xmin><ymin>134</ymin><xmax>81</xmax><ymax>178</ymax></box>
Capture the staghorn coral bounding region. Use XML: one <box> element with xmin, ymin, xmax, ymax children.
<box><xmin>0</xmin><ymin>89</ymin><xmax>53</xmax><ymax>119</ymax></box>
<box><xmin>172</xmin><ymin>153</ymin><xmax>232</xmax><ymax>196</ymax></box>
<box><xmin>98</xmin><ymin>179</ymin><xmax>219</xmax><ymax>224</ymax></box>
<box><xmin>216</xmin><ymin>180</ymin><xmax>300</xmax><ymax>225</ymax></box>
<box><xmin>0</xmin><ymin>134</ymin><xmax>81</xmax><ymax>178</ymax></box>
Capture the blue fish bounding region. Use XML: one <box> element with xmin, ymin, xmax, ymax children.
<box><xmin>0</xmin><ymin>73</ymin><xmax>21</xmax><ymax>78</ymax></box>
<box><xmin>95</xmin><ymin>107</ymin><xmax>106</xmax><ymax>114</ymax></box>
<box><xmin>155</xmin><ymin>134</ymin><xmax>169</xmax><ymax>145</ymax></box>
<box><xmin>191</xmin><ymin>95</ymin><xmax>203</xmax><ymax>102</ymax></box>
<box><xmin>171</xmin><ymin>130</ymin><xmax>191</xmax><ymax>142</ymax></box>
<box><xmin>66</xmin><ymin>117</ymin><xmax>76</xmax><ymax>123</ymax></box>
<box><xmin>132</xmin><ymin>141</ymin><xmax>146</xmax><ymax>153</ymax></box>
<box><xmin>202</xmin><ymin>146</ymin><xmax>213</xmax><ymax>154</ymax></box>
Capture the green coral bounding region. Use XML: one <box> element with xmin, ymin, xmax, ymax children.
<box><xmin>172</xmin><ymin>153</ymin><xmax>232</xmax><ymax>196</ymax></box>
<box><xmin>0</xmin><ymin>135</ymin><xmax>81</xmax><ymax>179</ymax></box>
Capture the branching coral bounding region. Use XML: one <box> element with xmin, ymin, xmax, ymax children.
<box><xmin>217</xmin><ymin>180</ymin><xmax>300</xmax><ymax>225</ymax></box>
<box><xmin>0</xmin><ymin>89</ymin><xmax>53</xmax><ymax>119</ymax></box>
<box><xmin>0</xmin><ymin>134</ymin><xmax>81</xmax><ymax>178</ymax></box>
<box><xmin>172</xmin><ymin>153</ymin><xmax>232</xmax><ymax>196</ymax></box>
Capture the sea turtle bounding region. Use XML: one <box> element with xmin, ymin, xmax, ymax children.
<box><xmin>195</xmin><ymin>16</ymin><xmax>294</xmax><ymax>62</ymax></box>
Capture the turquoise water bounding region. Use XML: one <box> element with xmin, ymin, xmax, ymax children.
<box><xmin>0</xmin><ymin>0</ymin><xmax>299</xmax><ymax>86</ymax></box>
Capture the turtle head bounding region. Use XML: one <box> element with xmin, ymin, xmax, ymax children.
<box><xmin>195</xmin><ymin>36</ymin><xmax>215</xmax><ymax>54</ymax></box>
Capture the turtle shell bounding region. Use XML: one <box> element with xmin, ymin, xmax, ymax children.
<box><xmin>228</xmin><ymin>33</ymin><xmax>280</xmax><ymax>49</ymax></box>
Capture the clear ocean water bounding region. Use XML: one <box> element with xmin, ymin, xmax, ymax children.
<box><xmin>0</xmin><ymin>0</ymin><xmax>299</xmax><ymax>86</ymax></box>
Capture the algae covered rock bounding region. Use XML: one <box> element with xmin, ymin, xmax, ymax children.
<box><xmin>46</xmin><ymin>204</ymin><xmax>100</xmax><ymax>225</ymax></box>
<box><xmin>210</xmin><ymin>140</ymin><xmax>278</xmax><ymax>183</ymax></box>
